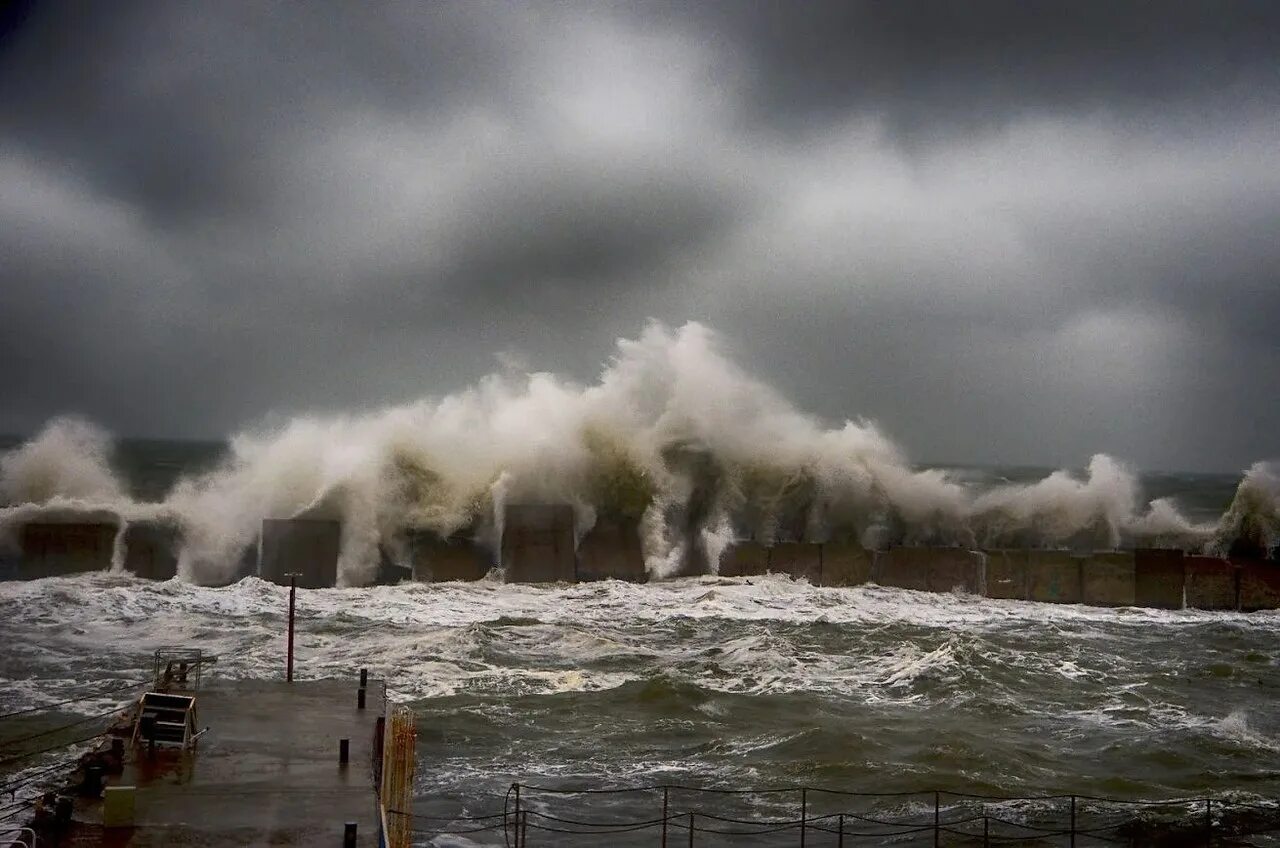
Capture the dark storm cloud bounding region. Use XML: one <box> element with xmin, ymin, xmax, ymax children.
<box><xmin>0</xmin><ymin>0</ymin><xmax>1277</xmax><ymax>471</ymax></box>
<box><xmin>667</xmin><ymin>1</ymin><xmax>1280</xmax><ymax>132</ymax></box>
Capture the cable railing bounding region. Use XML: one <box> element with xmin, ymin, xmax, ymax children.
<box><xmin>386</xmin><ymin>782</ymin><xmax>1280</xmax><ymax>846</ymax></box>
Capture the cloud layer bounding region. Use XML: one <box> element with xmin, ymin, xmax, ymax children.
<box><xmin>1</xmin><ymin>0</ymin><xmax>1277</xmax><ymax>471</ymax></box>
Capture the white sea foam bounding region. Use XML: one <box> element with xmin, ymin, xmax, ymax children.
<box><xmin>0</xmin><ymin>322</ymin><xmax>1264</xmax><ymax>585</ymax></box>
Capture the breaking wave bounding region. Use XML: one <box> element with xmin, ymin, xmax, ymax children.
<box><xmin>0</xmin><ymin>322</ymin><xmax>1274</xmax><ymax>584</ymax></box>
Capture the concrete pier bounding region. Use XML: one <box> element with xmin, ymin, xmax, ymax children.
<box><xmin>63</xmin><ymin>678</ymin><xmax>385</xmax><ymax>846</ymax></box>
<box><xmin>259</xmin><ymin>518</ymin><xmax>341</xmax><ymax>588</ymax></box>
<box><xmin>502</xmin><ymin>504</ymin><xmax>576</xmax><ymax>583</ymax></box>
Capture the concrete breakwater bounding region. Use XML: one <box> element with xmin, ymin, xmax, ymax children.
<box><xmin>0</xmin><ymin>507</ymin><xmax>1277</xmax><ymax>611</ymax></box>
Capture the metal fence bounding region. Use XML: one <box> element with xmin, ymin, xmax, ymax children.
<box><xmin>391</xmin><ymin>782</ymin><xmax>1280</xmax><ymax>846</ymax></box>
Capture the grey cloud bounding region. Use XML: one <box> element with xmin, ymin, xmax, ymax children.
<box><xmin>660</xmin><ymin>1</ymin><xmax>1280</xmax><ymax>135</ymax></box>
<box><xmin>0</xmin><ymin>0</ymin><xmax>1277</xmax><ymax>471</ymax></box>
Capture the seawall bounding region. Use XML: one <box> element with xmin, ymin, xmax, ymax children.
<box><xmin>1</xmin><ymin>511</ymin><xmax>1277</xmax><ymax>611</ymax></box>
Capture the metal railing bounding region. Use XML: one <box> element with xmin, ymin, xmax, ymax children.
<box><xmin>387</xmin><ymin>782</ymin><xmax>1280</xmax><ymax>845</ymax></box>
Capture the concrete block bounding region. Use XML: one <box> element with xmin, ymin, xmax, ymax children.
<box><xmin>926</xmin><ymin>548</ymin><xmax>984</xmax><ymax>594</ymax></box>
<box><xmin>103</xmin><ymin>785</ymin><xmax>136</xmax><ymax>827</ymax></box>
<box><xmin>19</xmin><ymin>522</ymin><xmax>117</xmax><ymax>578</ymax></box>
<box><xmin>1026</xmin><ymin>550</ymin><xmax>1082</xmax><ymax>604</ymax></box>
<box><xmin>818</xmin><ymin>543</ymin><xmax>873</xmax><ymax>587</ymax></box>
<box><xmin>1134</xmin><ymin>548</ymin><xmax>1185</xmax><ymax>610</ymax></box>
<box><xmin>718</xmin><ymin>541</ymin><xmax>768</xmax><ymax>577</ymax></box>
<box><xmin>1185</xmin><ymin>556</ymin><xmax>1238</xmax><ymax>610</ymax></box>
<box><xmin>1237</xmin><ymin>560</ymin><xmax>1280</xmax><ymax>612</ymax></box>
<box><xmin>408</xmin><ymin>530</ymin><xmax>490</xmax><ymax>582</ymax></box>
<box><xmin>577</xmin><ymin>517</ymin><xmax>647</xmax><ymax>582</ymax></box>
<box><xmin>123</xmin><ymin>521</ymin><xmax>180</xmax><ymax>580</ymax></box>
<box><xmin>983</xmin><ymin>550</ymin><xmax>1029</xmax><ymax>600</ymax></box>
<box><xmin>873</xmin><ymin>547</ymin><xmax>931</xmax><ymax>592</ymax></box>
<box><xmin>1080</xmin><ymin>551</ymin><xmax>1136</xmax><ymax>607</ymax></box>
<box><xmin>502</xmin><ymin>504</ymin><xmax>576</xmax><ymax>583</ymax></box>
<box><xmin>260</xmin><ymin>519</ymin><xmax>340</xmax><ymax>588</ymax></box>
<box><xmin>768</xmin><ymin>542</ymin><xmax>822</xmax><ymax>583</ymax></box>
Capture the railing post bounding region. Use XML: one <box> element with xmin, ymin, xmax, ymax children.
<box><xmin>800</xmin><ymin>787</ymin><xmax>807</xmax><ymax>848</ymax></box>
<box><xmin>688</xmin><ymin>811</ymin><xmax>695</xmax><ymax>848</ymax></box>
<box><xmin>934</xmin><ymin>791</ymin><xmax>940</xmax><ymax>847</ymax></box>
<box><xmin>520</xmin><ymin>809</ymin><xmax>528</xmax><ymax>847</ymax></box>
<box><xmin>513</xmin><ymin>784</ymin><xmax>521</xmax><ymax>848</ymax></box>
<box><xmin>983</xmin><ymin>816</ymin><xmax>990</xmax><ymax>848</ymax></box>
<box><xmin>1205</xmin><ymin>798</ymin><xmax>1212</xmax><ymax>847</ymax></box>
<box><xmin>1070</xmin><ymin>795</ymin><xmax>1076</xmax><ymax>848</ymax></box>
<box><xmin>662</xmin><ymin>786</ymin><xmax>669</xmax><ymax>848</ymax></box>
<box><xmin>838</xmin><ymin>813</ymin><xmax>845</xmax><ymax>848</ymax></box>
<box><xmin>286</xmin><ymin>573</ymin><xmax>298</xmax><ymax>682</ymax></box>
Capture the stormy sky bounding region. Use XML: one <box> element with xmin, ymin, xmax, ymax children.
<box><xmin>1</xmin><ymin>1</ymin><xmax>1277</xmax><ymax>472</ymax></box>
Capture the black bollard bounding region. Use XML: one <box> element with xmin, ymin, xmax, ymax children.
<box><xmin>55</xmin><ymin>795</ymin><xmax>73</xmax><ymax>829</ymax></box>
<box><xmin>343</xmin><ymin>821</ymin><xmax>357</xmax><ymax>847</ymax></box>
<box><xmin>359</xmin><ymin>668</ymin><xmax>368</xmax><ymax>688</ymax></box>
<box><xmin>82</xmin><ymin>764</ymin><xmax>104</xmax><ymax>797</ymax></box>
<box><xmin>339</xmin><ymin>738</ymin><xmax>350</xmax><ymax>765</ymax></box>
<box><xmin>357</xmin><ymin>687</ymin><xmax>366</xmax><ymax>710</ymax></box>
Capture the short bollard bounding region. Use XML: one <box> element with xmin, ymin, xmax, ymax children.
<box><xmin>339</xmin><ymin>738</ymin><xmax>350</xmax><ymax>765</ymax></box>
<box><xmin>360</xmin><ymin>668</ymin><xmax>368</xmax><ymax>688</ymax></box>
<box><xmin>357</xmin><ymin>687</ymin><xmax>367</xmax><ymax>710</ymax></box>
<box><xmin>343</xmin><ymin>821</ymin><xmax>357</xmax><ymax>847</ymax></box>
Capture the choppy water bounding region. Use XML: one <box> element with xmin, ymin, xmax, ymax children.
<box><xmin>1</xmin><ymin>573</ymin><xmax>1278</xmax><ymax>844</ymax></box>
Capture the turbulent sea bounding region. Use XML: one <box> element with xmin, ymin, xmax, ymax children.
<box><xmin>2</xmin><ymin>573</ymin><xmax>1279</xmax><ymax>844</ymax></box>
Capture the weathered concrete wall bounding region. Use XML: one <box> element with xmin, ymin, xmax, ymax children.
<box><xmin>926</xmin><ymin>548</ymin><xmax>984</xmax><ymax>594</ymax></box>
<box><xmin>123</xmin><ymin>521</ymin><xmax>180</xmax><ymax>581</ymax></box>
<box><xmin>19</xmin><ymin>522</ymin><xmax>118</xmax><ymax>579</ymax></box>
<box><xmin>502</xmin><ymin>504</ymin><xmax>576</xmax><ymax>583</ymax></box>
<box><xmin>874</xmin><ymin>547</ymin><xmax>931</xmax><ymax>591</ymax></box>
<box><xmin>1026</xmin><ymin>551</ymin><xmax>1083</xmax><ymax>604</ymax></box>
<box><xmin>259</xmin><ymin>519</ymin><xmax>341</xmax><ymax>588</ymax></box>
<box><xmin>1080</xmin><ymin>551</ymin><xmax>1136</xmax><ymax>607</ymax></box>
<box><xmin>984</xmin><ymin>551</ymin><xmax>1029</xmax><ymax>600</ymax></box>
<box><xmin>577</xmin><ymin>517</ymin><xmax>647</xmax><ymax>582</ymax></box>
<box><xmin>1185</xmin><ymin>556</ymin><xmax>1238</xmax><ymax>610</ymax></box>
<box><xmin>1237</xmin><ymin>560</ymin><xmax>1280</xmax><ymax>612</ymax></box>
<box><xmin>1134</xmin><ymin>548</ymin><xmax>1185</xmax><ymax>610</ymax></box>
<box><xmin>408</xmin><ymin>530</ymin><xmax>490</xmax><ymax>582</ymax></box>
<box><xmin>819</xmin><ymin>543</ymin><xmax>873</xmax><ymax>587</ymax></box>
<box><xmin>718</xmin><ymin>541</ymin><xmax>768</xmax><ymax>577</ymax></box>
<box><xmin>768</xmin><ymin>542</ymin><xmax>822</xmax><ymax>583</ymax></box>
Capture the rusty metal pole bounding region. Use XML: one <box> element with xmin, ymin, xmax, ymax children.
<box><xmin>662</xmin><ymin>786</ymin><xmax>669</xmax><ymax>848</ymax></box>
<box><xmin>286</xmin><ymin>572</ymin><xmax>300</xmax><ymax>682</ymax></box>
<box><xmin>800</xmin><ymin>788</ymin><xmax>807</xmax><ymax>848</ymax></box>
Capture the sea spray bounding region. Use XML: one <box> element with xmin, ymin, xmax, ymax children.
<box><xmin>0</xmin><ymin>321</ymin><xmax>1263</xmax><ymax>584</ymax></box>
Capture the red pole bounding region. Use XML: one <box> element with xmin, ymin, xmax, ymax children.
<box><xmin>286</xmin><ymin>573</ymin><xmax>298</xmax><ymax>682</ymax></box>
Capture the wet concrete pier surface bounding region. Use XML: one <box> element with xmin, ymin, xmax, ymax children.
<box><xmin>65</xmin><ymin>678</ymin><xmax>384</xmax><ymax>847</ymax></box>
